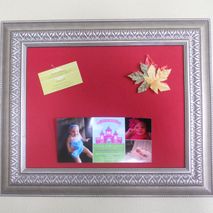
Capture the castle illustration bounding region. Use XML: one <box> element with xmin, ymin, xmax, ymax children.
<box><xmin>95</xmin><ymin>126</ymin><xmax>122</xmax><ymax>144</ymax></box>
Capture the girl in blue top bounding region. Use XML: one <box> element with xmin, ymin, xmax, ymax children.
<box><xmin>67</xmin><ymin>124</ymin><xmax>93</xmax><ymax>163</ymax></box>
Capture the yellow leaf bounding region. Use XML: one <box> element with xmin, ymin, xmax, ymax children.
<box><xmin>144</xmin><ymin>65</ymin><xmax>171</xmax><ymax>94</ymax></box>
<box><xmin>128</xmin><ymin>56</ymin><xmax>171</xmax><ymax>94</ymax></box>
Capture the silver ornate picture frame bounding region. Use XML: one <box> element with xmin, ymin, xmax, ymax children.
<box><xmin>0</xmin><ymin>20</ymin><xmax>212</xmax><ymax>196</ymax></box>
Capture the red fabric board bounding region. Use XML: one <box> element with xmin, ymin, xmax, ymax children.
<box><xmin>26</xmin><ymin>45</ymin><xmax>185</xmax><ymax>168</ymax></box>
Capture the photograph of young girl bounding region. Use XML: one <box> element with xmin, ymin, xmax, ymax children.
<box><xmin>125</xmin><ymin>118</ymin><xmax>151</xmax><ymax>140</ymax></box>
<box><xmin>57</xmin><ymin>118</ymin><xmax>93</xmax><ymax>163</ymax></box>
<box><xmin>125</xmin><ymin>118</ymin><xmax>152</xmax><ymax>163</ymax></box>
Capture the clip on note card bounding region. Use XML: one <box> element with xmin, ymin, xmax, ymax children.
<box><xmin>128</xmin><ymin>55</ymin><xmax>171</xmax><ymax>94</ymax></box>
<box><xmin>38</xmin><ymin>61</ymin><xmax>83</xmax><ymax>95</ymax></box>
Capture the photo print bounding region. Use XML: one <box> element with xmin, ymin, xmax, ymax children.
<box><xmin>56</xmin><ymin>118</ymin><xmax>93</xmax><ymax>163</ymax></box>
<box><xmin>125</xmin><ymin>118</ymin><xmax>152</xmax><ymax>163</ymax></box>
<box><xmin>56</xmin><ymin>117</ymin><xmax>152</xmax><ymax>163</ymax></box>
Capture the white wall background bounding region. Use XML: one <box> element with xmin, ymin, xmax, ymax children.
<box><xmin>0</xmin><ymin>0</ymin><xmax>213</xmax><ymax>212</ymax></box>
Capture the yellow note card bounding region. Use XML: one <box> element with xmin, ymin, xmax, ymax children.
<box><xmin>38</xmin><ymin>61</ymin><xmax>83</xmax><ymax>95</ymax></box>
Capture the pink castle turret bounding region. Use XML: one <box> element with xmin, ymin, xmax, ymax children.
<box><xmin>96</xmin><ymin>127</ymin><xmax>122</xmax><ymax>144</ymax></box>
<box><xmin>113</xmin><ymin>131</ymin><xmax>122</xmax><ymax>143</ymax></box>
<box><xmin>104</xmin><ymin>127</ymin><xmax>113</xmax><ymax>143</ymax></box>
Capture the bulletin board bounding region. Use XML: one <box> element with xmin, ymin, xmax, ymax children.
<box><xmin>2</xmin><ymin>20</ymin><xmax>210</xmax><ymax>196</ymax></box>
<box><xmin>26</xmin><ymin>45</ymin><xmax>185</xmax><ymax>168</ymax></box>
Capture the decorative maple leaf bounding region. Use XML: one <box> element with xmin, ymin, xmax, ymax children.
<box><xmin>144</xmin><ymin>64</ymin><xmax>171</xmax><ymax>94</ymax></box>
<box><xmin>128</xmin><ymin>55</ymin><xmax>171</xmax><ymax>94</ymax></box>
